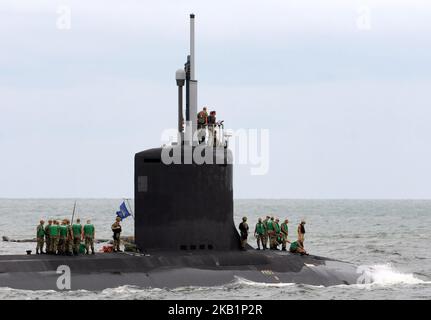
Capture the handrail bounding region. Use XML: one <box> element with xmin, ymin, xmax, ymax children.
<box><xmin>197</xmin><ymin>121</ymin><xmax>228</xmax><ymax>147</ymax></box>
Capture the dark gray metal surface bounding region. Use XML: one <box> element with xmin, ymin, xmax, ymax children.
<box><xmin>135</xmin><ymin>147</ymin><xmax>239</xmax><ymax>252</ymax></box>
<box><xmin>0</xmin><ymin>251</ymin><xmax>358</xmax><ymax>290</ymax></box>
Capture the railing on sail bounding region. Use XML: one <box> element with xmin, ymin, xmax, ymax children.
<box><xmin>198</xmin><ymin>121</ymin><xmax>232</xmax><ymax>148</ymax></box>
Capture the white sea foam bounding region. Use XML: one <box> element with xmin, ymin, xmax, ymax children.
<box><xmin>356</xmin><ymin>264</ymin><xmax>428</xmax><ymax>286</ymax></box>
<box><xmin>233</xmin><ymin>264</ymin><xmax>430</xmax><ymax>289</ymax></box>
<box><xmin>233</xmin><ymin>276</ymin><xmax>296</xmax><ymax>288</ymax></box>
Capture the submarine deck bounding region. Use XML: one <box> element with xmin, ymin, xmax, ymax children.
<box><xmin>0</xmin><ymin>250</ymin><xmax>358</xmax><ymax>290</ymax></box>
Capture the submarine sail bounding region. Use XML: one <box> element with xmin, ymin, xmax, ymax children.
<box><xmin>134</xmin><ymin>14</ymin><xmax>239</xmax><ymax>252</ymax></box>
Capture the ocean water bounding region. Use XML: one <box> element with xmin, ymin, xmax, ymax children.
<box><xmin>0</xmin><ymin>199</ymin><xmax>430</xmax><ymax>300</ymax></box>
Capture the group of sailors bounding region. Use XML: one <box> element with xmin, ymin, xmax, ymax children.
<box><xmin>196</xmin><ymin>107</ymin><xmax>223</xmax><ymax>145</ymax></box>
<box><xmin>239</xmin><ymin>216</ymin><xmax>308</xmax><ymax>255</ymax></box>
<box><xmin>35</xmin><ymin>216</ymin><xmax>123</xmax><ymax>255</ymax></box>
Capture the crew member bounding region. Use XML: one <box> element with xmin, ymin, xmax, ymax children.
<box><xmin>44</xmin><ymin>220</ymin><xmax>52</xmax><ymax>254</ymax></box>
<box><xmin>254</xmin><ymin>218</ymin><xmax>266</xmax><ymax>250</ymax></box>
<box><xmin>207</xmin><ymin>110</ymin><xmax>216</xmax><ymax>125</ymax></box>
<box><xmin>197</xmin><ymin>107</ymin><xmax>208</xmax><ymax>128</ymax></box>
<box><xmin>266</xmin><ymin>217</ymin><xmax>276</xmax><ymax>249</ymax></box>
<box><xmin>36</xmin><ymin>220</ymin><xmax>45</xmax><ymax>255</ymax></box>
<box><xmin>58</xmin><ymin>220</ymin><xmax>68</xmax><ymax>255</ymax></box>
<box><xmin>280</xmin><ymin>219</ymin><xmax>290</xmax><ymax>251</ymax></box>
<box><xmin>273</xmin><ymin>218</ymin><xmax>281</xmax><ymax>250</ymax></box>
<box><xmin>72</xmin><ymin>218</ymin><xmax>83</xmax><ymax>255</ymax></box>
<box><xmin>298</xmin><ymin>220</ymin><xmax>306</xmax><ymax>247</ymax></box>
<box><xmin>262</xmin><ymin>216</ymin><xmax>270</xmax><ymax>249</ymax></box>
<box><xmin>83</xmin><ymin>220</ymin><xmax>95</xmax><ymax>255</ymax></box>
<box><xmin>49</xmin><ymin>220</ymin><xmax>60</xmax><ymax>255</ymax></box>
<box><xmin>239</xmin><ymin>216</ymin><xmax>249</xmax><ymax>250</ymax></box>
<box><xmin>111</xmin><ymin>217</ymin><xmax>122</xmax><ymax>252</ymax></box>
<box><xmin>289</xmin><ymin>240</ymin><xmax>308</xmax><ymax>255</ymax></box>
<box><xmin>197</xmin><ymin>107</ymin><xmax>208</xmax><ymax>144</ymax></box>
<box><xmin>207</xmin><ymin>111</ymin><xmax>217</xmax><ymax>145</ymax></box>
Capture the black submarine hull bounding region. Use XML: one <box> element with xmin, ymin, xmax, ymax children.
<box><xmin>0</xmin><ymin>251</ymin><xmax>358</xmax><ymax>291</ymax></box>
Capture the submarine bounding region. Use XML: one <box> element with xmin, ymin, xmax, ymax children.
<box><xmin>0</xmin><ymin>14</ymin><xmax>359</xmax><ymax>291</ymax></box>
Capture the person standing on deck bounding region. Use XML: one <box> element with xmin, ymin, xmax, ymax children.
<box><xmin>273</xmin><ymin>218</ymin><xmax>281</xmax><ymax>250</ymax></box>
<box><xmin>112</xmin><ymin>217</ymin><xmax>122</xmax><ymax>252</ymax></box>
<box><xmin>49</xmin><ymin>220</ymin><xmax>60</xmax><ymax>255</ymax></box>
<box><xmin>72</xmin><ymin>219</ymin><xmax>83</xmax><ymax>255</ymax></box>
<box><xmin>36</xmin><ymin>220</ymin><xmax>45</xmax><ymax>255</ymax></box>
<box><xmin>262</xmin><ymin>216</ymin><xmax>270</xmax><ymax>249</ymax></box>
<box><xmin>58</xmin><ymin>220</ymin><xmax>68</xmax><ymax>255</ymax></box>
<box><xmin>44</xmin><ymin>220</ymin><xmax>52</xmax><ymax>254</ymax></box>
<box><xmin>280</xmin><ymin>219</ymin><xmax>290</xmax><ymax>251</ymax></box>
<box><xmin>267</xmin><ymin>217</ymin><xmax>276</xmax><ymax>249</ymax></box>
<box><xmin>254</xmin><ymin>218</ymin><xmax>266</xmax><ymax>250</ymax></box>
<box><xmin>83</xmin><ymin>220</ymin><xmax>95</xmax><ymax>255</ymax></box>
<box><xmin>239</xmin><ymin>217</ymin><xmax>249</xmax><ymax>251</ymax></box>
<box><xmin>297</xmin><ymin>220</ymin><xmax>306</xmax><ymax>248</ymax></box>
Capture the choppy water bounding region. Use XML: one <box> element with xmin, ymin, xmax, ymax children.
<box><xmin>0</xmin><ymin>199</ymin><xmax>430</xmax><ymax>299</ymax></box>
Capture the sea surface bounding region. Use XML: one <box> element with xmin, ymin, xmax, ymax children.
<box><xmin>0</xmin><ymin>199</ymin><xmax>430</xmax><ymax>300</ymax></box>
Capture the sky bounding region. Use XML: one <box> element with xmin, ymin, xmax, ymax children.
<box><xmin>1</xmin><ymin>0</ymin><xmax>431</xmax><ymax>199</ymax></box>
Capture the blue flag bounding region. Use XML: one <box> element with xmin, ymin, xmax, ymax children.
<box><xmin>116</xmin><ymin>201</ymin><xmax>131</xmax><ymax>221</ymax></box>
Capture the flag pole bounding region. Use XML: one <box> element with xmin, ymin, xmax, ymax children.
<box><xmin>71</xmin><ymin>200</ymin><xmax>77</xmax><ymax>224</ymax></box>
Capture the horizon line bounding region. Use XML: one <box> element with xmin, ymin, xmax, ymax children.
<box><xmin>1</xmin><ymin>197</ymin><xmax>431</xmax><ymax>201</ymax></box>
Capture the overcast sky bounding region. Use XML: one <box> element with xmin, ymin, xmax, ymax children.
<box><xmin>1</xmin><ymin>0</ymin><xmax>431</xmax><ymax>199</ymax></box>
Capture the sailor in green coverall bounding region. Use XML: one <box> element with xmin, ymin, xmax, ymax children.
<box><xmin>58</xmin><ymin>220</ymin><xmax>68</xmax><ymax>255</ymax></box>
<box><xmin>266</xmin><ymin>217</ymin><xmax>275</xmax><ymax>249</ymax></box>
<box><xmin>262</xmin><ymin>216</ymin><xmax>270</xmax><ymax>249</ymax></box>
<box><xmin>83</xmin><ymin>220</ymin><xmax>95</xmax><ymax>255</ymax></box>
<box><xmin>49</xmin><ymin>220</ymin><xmax>60</xmax><ymax>255</ymax></box>
<box><xmin>273</xmin><ymin>218</ymin><xmax>281</xmax><ymax>250</ymax></box>
<box><xmin>289</xmin><ymin>240</ymin><xmax>308</xmax><ymax>255</ymax></box>
<box><xmin>280</xmin><ymin>219</ymin><xmax>290</xmax><ymax>251</ymax></box>
<box><xmin>254</xmin><ymin>218</ymin><xmax>266</xmax><ymax>250</ymax></box>
<box><xmin>72</xmin><ymin>219</ymin><xmax>83</xmax><ymax>255</ymax></box>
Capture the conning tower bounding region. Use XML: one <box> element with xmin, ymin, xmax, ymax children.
<box><xmin>134</xmin><ymin>14</ymin><xmax>239</xmax><ymax>252</ymax></box>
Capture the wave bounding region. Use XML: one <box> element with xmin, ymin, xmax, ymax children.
<box><xmin>0</xmin><ymin>264</ymin><xmax>429</xmax><ymax>300</ymax></box>
<box><xmin>231</xmin><ymin>276</ymin><xmax>297</xmax><ymax>288</ymax></box>
<box><xmin>225</xmin><ymin>265</ymin><xmax>430</xmax><ymax>289</ymax></box>
<box><xmin>355</xmin><ymin>264</ymin><xmax>429</xmax><ymax>286</ymax></box>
